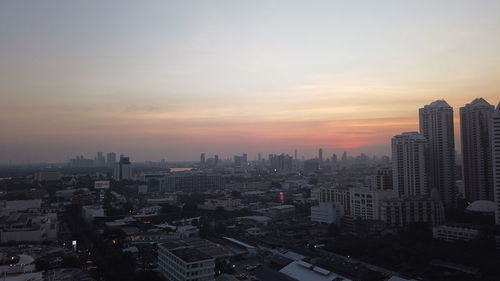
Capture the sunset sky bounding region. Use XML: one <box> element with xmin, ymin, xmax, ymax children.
<box><xmin>1</xmin><ymin>0</ymin><xmax>499</xmax><ymax>163</ymax></box>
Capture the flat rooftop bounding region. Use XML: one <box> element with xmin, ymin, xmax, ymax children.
<box><xmin>170</xmin><ymin>247</ymin><xmax>213</xmax><ymax>263</ymax></box>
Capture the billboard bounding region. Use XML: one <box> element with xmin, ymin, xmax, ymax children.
<box><xmin>94</xmin><ymin>180</ymin><xmax>110</xmax><ymax>189</ymax></box>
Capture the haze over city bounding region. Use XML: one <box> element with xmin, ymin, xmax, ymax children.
<box><xmin>1</xmin><ymin>0</ymin><xmax>500</xmax><ymax>163</ymax></box>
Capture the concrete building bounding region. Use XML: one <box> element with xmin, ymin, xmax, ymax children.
<box><xmin>279</xmin><ymin>260</ymin><xmax>352</xmax><ymax>281</ymax></box>
<box><xmin>162</xmin><ymin>174</ymin><xmax>225</xmax><ymax>193</ymax></box>
<box><xmin>255</xmin><ymin>205</ymin><xmax>295</xmax><ymax>220</ymax></box>
<box><xmin>460</xmin><ymin>98</ymin><xmax>495</xmax><ymax>202</ymax></box>
<box><xmin>319</xmin><ymin>185</ymin><xmax>351</xmax><ymax>215</ymax></box>
<box><xmin>380</xmin><ymin>197</ymin><xmax>445</xmax><ymax>228</ymax></box>
<box><xmin>107</xmin><ymin>152</ymin><xmax>116</xmax><ymax>167</ymax></box>
<box><xmin>392</xmin><ymin>132</ymin><xmax>428</xmax><ymax>197</ymax></box>
<box><xmin>197</xmin><ymin>197</ymin><xmax>241</xmax><ymax>211</ymax></box>
<box><xmin>432</xmin><ymin>224</ymin><xmax>480</xmax><ymax>242</ymax></box>
<box><xmin>0</xmin><ymin>212</ymin><xmax>57</xmax><ymax>243</ymax></box>
<box><xmin>310</xmin><ymin>202</ymin><xmax>344</xmax><ymax>224</ymax></box>
<box><xmin>492</xmin><ymin>103</ymin><xmax>500</xmax><ymax>248</ymax></box>
<box><xmin>81</xmin><ymin>205</ymin><xmax>105</xmax><ymax>223</ymax></box>
<box><xmin>371</xmin><ymin>167</ymin><xmax>393</xmax><ymax>191</ymax></box>
<box><xmin>419</xmin><ymin>100</ymin><xmax>456</xmax><ymax>206</ymax></box>
<box><xmin>114</xmin><ymin>155</ymin><xmax>132</xmax><ymax>180</ymax></box>
<box><xmin>349</xmin><ymin>187</ymin><xmax>393</xmax><ymax>221</ymax></box>
<box><xmin>158</xmin><ymin>241</ymin><xmax>215</xmax><ymax>281</ymax></box>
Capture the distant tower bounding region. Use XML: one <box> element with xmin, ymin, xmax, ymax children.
<box><xmin>114</xmin><ymin>155</ymin><xmax>132</xmax><ymax>180</ymax></box>
<box><xmin>294</xmin><ymin>149</ymin><xmax>298</xmax><ymax>161</ymax></box>
<box><xmin>491</xmin><ymin>103</ymin><xmax>500</xmax><ymax>228</ymax></box>
<box><xmin>460</xmin><ymin>98</ymin><xmax>494</xmax><ymax>201</ymax></box>
<box><xmin>214</xmin><ymin>155</ymin><xmax>219</xmax><ymax>166</ymax></box>
<box><xmin>200</xmin><ymin>153</ymin><xmax>206</xmax><ymax>164</ymax></box>
<box><xmin>341</xmin><ymin>151</ymin><xmax>348</xmax><ymax>162</ymax></box>
<box><xmin>318</xmin><ymin>148</ymin><xmax>323</xmax><ymax>163</ymax></box>
<box><xmin>106</xmin><ymin>152</ymin><xmax>116</xmax><ymax>167</ymax></box>
<box><xmin>392</xmin><ymin>132</ymin><xmax>428</xmax><ymax>197</ymax></box>
<box><xmin>258</xmin><ymin>153</ymin><xmax>262</xmax><ymax>162</ymax></box>
<box><xmin>419</xmin><ymin>100</ymin><xmax>456</xmax><ymax>206</ymax></box>
<box><xmin>95</xmin><ymin>152</ymin><xmax>105</xmax><ymax>167</ymax></box>
<box><xmin>331</xmin><ymin>154</ymin><xmax>338</xmax><ymax>164</ymax></box>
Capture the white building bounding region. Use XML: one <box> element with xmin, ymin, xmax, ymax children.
<box><xmin>392</xmin><ymin>132</ymin><xmax>428</xmax><ymax>197</ymax></box>
<box><xmin>82</xmin><ymin>205</ymin><xmax>105</xmax><ymax>223</ymax></box>
<box><xmin>310</xmin><ymin>203</ymin><xmax>344</xmax><ymax>224</ymax></box>
<box><xmin>158</xmin><ymin>241</ymin><xmax>215</xmax><ymax>281</ymax></box>
<box><xmin>432</xmin><ymin>224</ymin><xmax>480</xmax><ymax>242</ymax></box>
<box><xmin>349</xmin><ymin>187</ymin><xmax>394</xmax><ymax>221</ymax></box>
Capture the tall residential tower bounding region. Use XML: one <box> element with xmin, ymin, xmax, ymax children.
<box><xmin>460</xmin><ymin>98</ymin><xmax>495</xmax><ymax>202</ymax></box>
<box><xmin>419</xmin><ymin>100</ymin><xmax>456</xmax><ymax>206</ymax></box>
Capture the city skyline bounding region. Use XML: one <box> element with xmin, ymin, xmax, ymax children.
<box><xmin>1</xmin><ymin>1</ymin><xmax>500</xmax><ymax>163</ymax></box>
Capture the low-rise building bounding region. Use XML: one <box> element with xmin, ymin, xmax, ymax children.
<box><xmin>81</xmin><ymin>205</ymin><xmax>105</xmax><ymax>223</ymax></box>
<box><xmin>310</xmin><ymin>203</ymin><xmax>344</xmax><ymax>224</ymax></box>
<box><xmin>197</xmin><ymin>197</ymin><xmax>241</xmax><ymax>211</ymax></box>
<box><xmin>255</xmin><ymin>205</ymin><xmax>295</xmax><ymax>220</ymax></box>
<box><xmin>0</xmin><ymin>212</ymin><xmax>57</xmax><ymax>243</ymax></box>
<box><xmin>158</xmin><ymin>241</ymin><xmax>215</xmax><ymax>281</ymax></box>
<box><xmin>380</xmin><ymin>197</ymin><xmax>445</xmax><ymax>228</ymax></box>
<box><xmin>432</xmin><ymin>224</ymin><xmax>480</xmax><ymax>242</ymax></box>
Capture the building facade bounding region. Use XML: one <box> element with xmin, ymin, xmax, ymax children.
<box><xmin>392</xmin><ymin>132</ymin><xmax>428</xmax><ymax>198</ymax></box>
<box><xmin>158</xmin><ymin>242</ymin><xmax>215</xmax><ymax>281</ymax></box>
<box><xmin>419</xmin><ymin>100</ymin><xmax>456</xmax><ymax>206</ymax></box>
<box><xmin>460</xmin><ymin>98</ymin><xmax>495</xmax><ymax>201</ymax></box>
<box><xmin>380</xmin><ymin>197</ymin><xmax>445</xmax><ymax>228</ymax></box>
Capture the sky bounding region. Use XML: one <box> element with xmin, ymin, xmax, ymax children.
<box><xmin>1</xmin><ymin>0</ymin><xmax>499</xmax><ymax>163</ymax></box>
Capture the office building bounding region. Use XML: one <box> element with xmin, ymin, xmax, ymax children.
<box><xmin>460</xmin><ymin>98</ymin><xmax>495</xmax><ymax>201</ymax></box>
<box><xmin>200</xmin><ymin>153</ymin><xmax>205</xmax><ymax>164</ymax></box>
<box><xmin>319</xmin><ymin>148</ymin><xmax>323</xmax><ymax>163</ymax></box>
<box><xmin>419</xmin><ymin>100</ymin><xmax>456</xmax><ymax>206</ymax></box>
<box><xmin>392</xmin><ymin>132</ymin><xmax>428</xmax><ymax>197</ymax></box>
<box><xmin>114</xmin><ymin>155</ymin><xmax>132</xmax><ymax>180</ymax></box>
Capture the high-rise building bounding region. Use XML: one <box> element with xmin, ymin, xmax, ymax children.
<box><xmin>341</xmin><ymin>151</ymin><xmax>348</xmax><ymax>162</ymax></box>
<box><xmin>114</xmin><ymin>155</ymin><xmax>132</xmax><ymax>180</ymax></box>
<box><xmin>269</xmin><ymin>153</ymin><xmax>293</xmax><ymax>172</ymax></box>
<box><xmin>419</xmin><ymin>100</ymin><xmax>456</xmax><ymax>206</ymax></box>
<box><xmin>371</xmin><ymin>167</ymin><xmax>393</xmax><ymax>191</ymax></box>
<box><xmin>294</xmin><ymin>149</ymin><xmax>297</xmax><ymax>161</ymax></box>
<box><xmin>106</xmin><ymin>152</ymin><xmax>116</xmax><ymax>167</ymax></box>
<box><xmin>95</xmin><ymin>152</ymin><xmax>106</xmax><ymax>167</ymax></box>
<box><xmin>460</xmin><ymin>98</ymin><xmax>495</xmax><ymax>202</ymax></box>
<box><xmin>318</xmin><ymin>148</ymin><xmax>323</xmax><ymax>163</ymax></box>
<box><xmin>491</xmin><ymin>103</ymin><xmax>500</xmax><ymax>227</ymax></box>
<box><xmin>200</xmin><ymin>153</ymin><xmax>205</xmax><ymax>164</ymax></box>
<box><xmin>392</xmin><ymin>132</ymin><xmax>428</xmax><ymax>197</ymax></box>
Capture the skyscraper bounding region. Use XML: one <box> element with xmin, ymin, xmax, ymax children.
<box><xmin>106</xmin><ymin>152</ymin><xmax>116</xmax><ymax>167</ymax></box>
<box><xmin>491</xmin><ymin>103</ymin><xmax>500</xmax><ymax>226</ymax></box>
<box><xmin>392</xmin><ymin>132</ymin><xmax>428</xmax><ymax>197</ymax></box>
<box><xmin>318</xmin><ymin>148</ymin><xmax>323</xmax><ymax>163</ymax></box>
<box><xmin>200</xmin><ymin>153</ymin><xmax>205</xmax><ymax>164</ymax></box>
<box><xmin>460</xmin><ymin>98</ymin><xmax>495</xmax><ymax>202</ymax></box>
<box><xmin>419</xmin><ymin>100</ymin><xmax>456</xmax><ymax>206</ymax></box>
<box><xmin>95</xmin><ymin>152</ymin><xmax>105</xmax><ymax>167</ymax></box>
<box><xmin>114</xmin><ymin>155</ymin><xmax>132</xmax><ymax>180</ymax></box>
